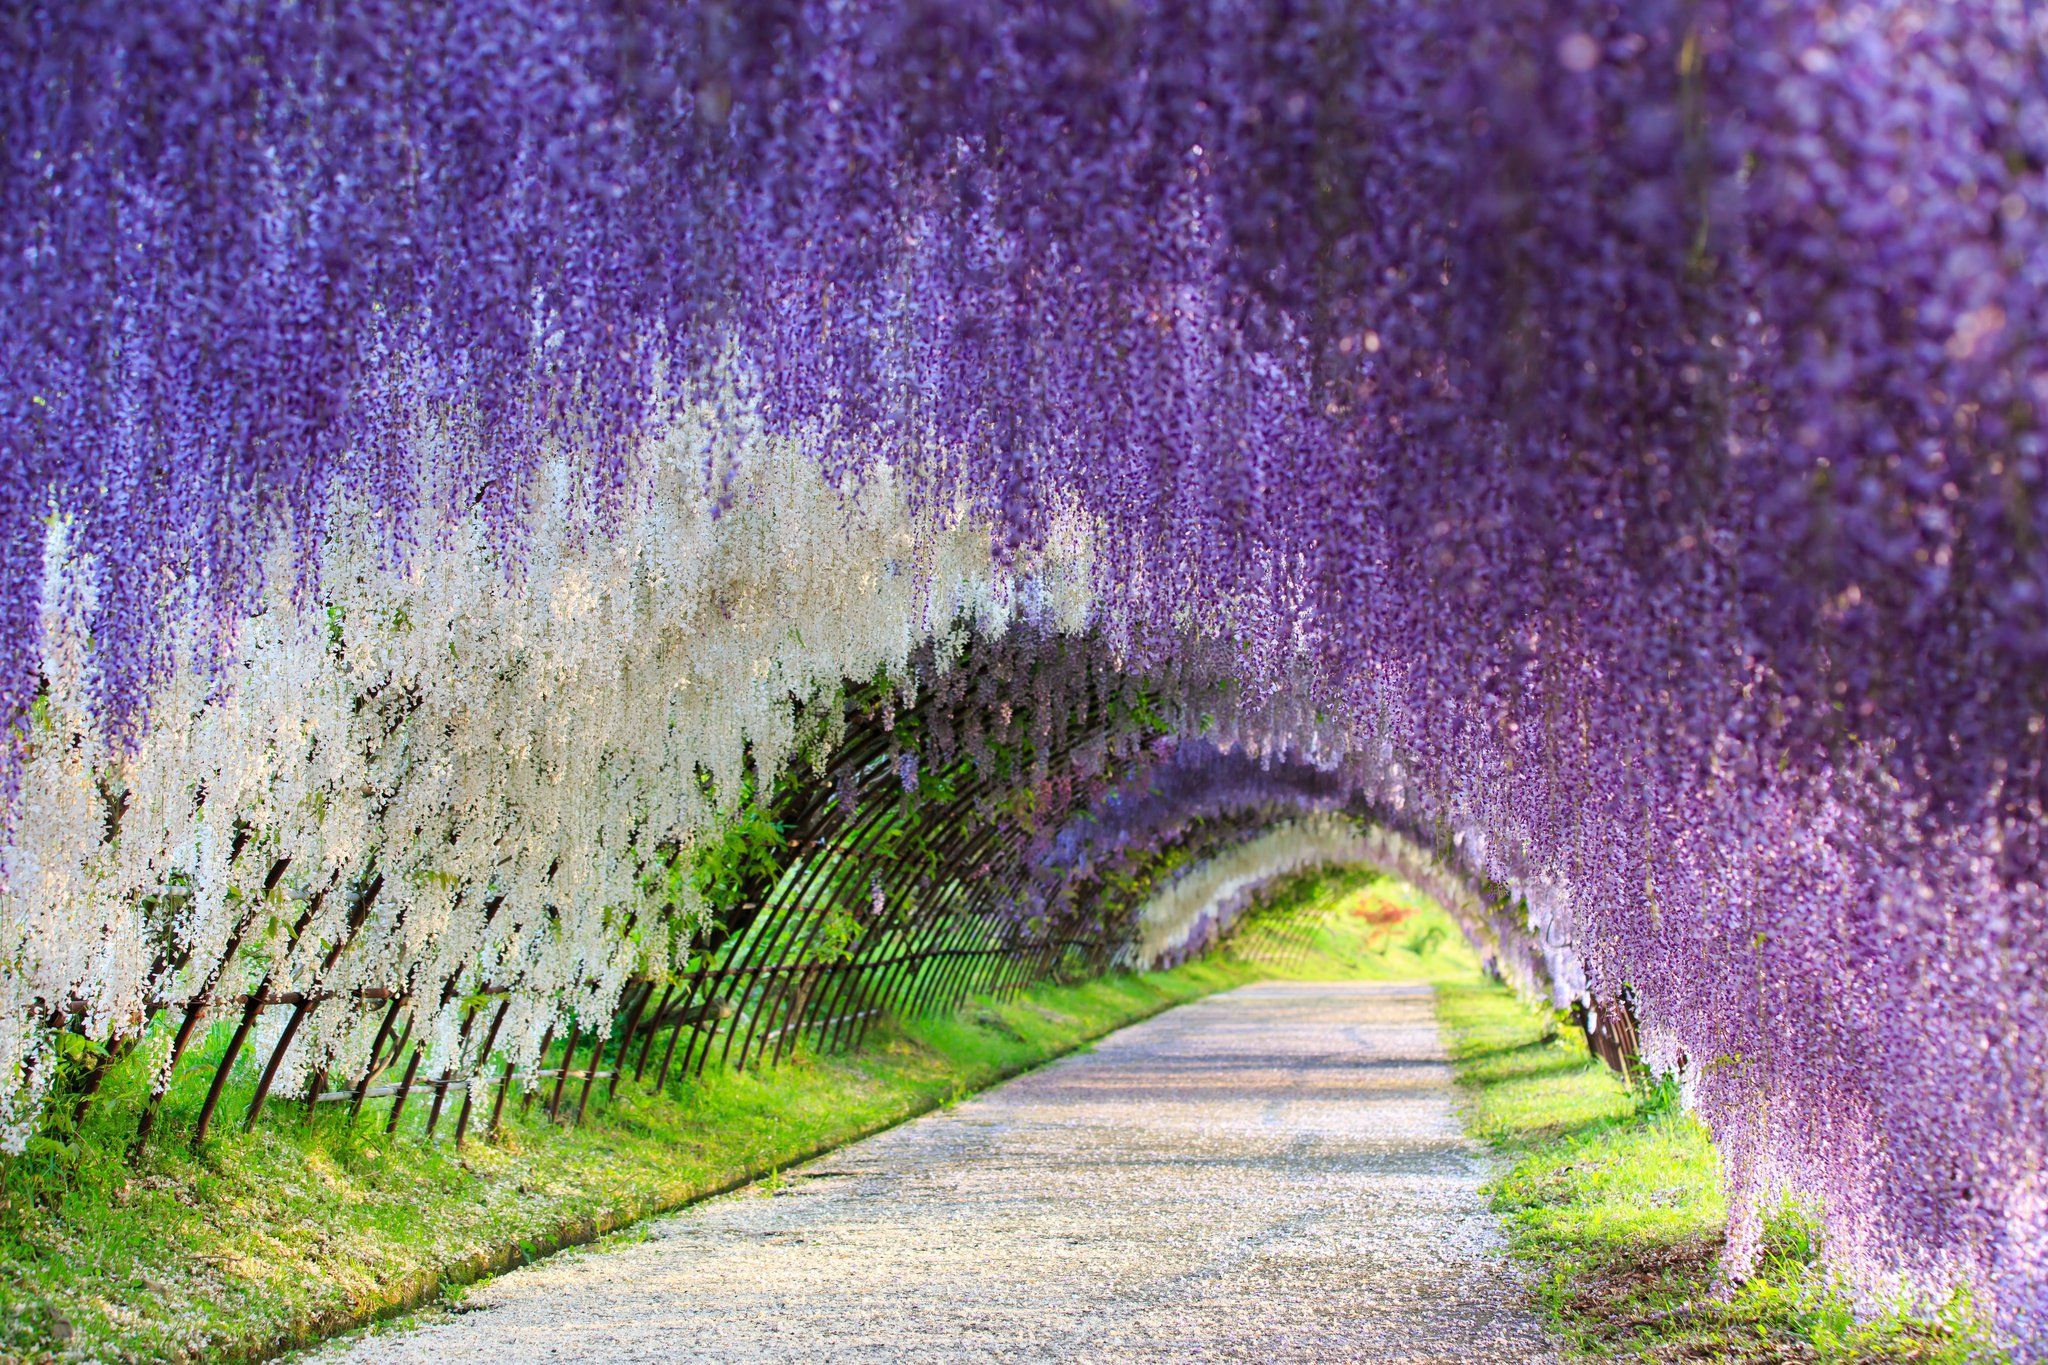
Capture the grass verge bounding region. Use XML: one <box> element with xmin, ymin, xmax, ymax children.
<box><xmin>19</xmin><ymin>867</ymin><xmax>1985</xmax><ymax>1365</ymax></box>
<box><xmin>1434</xmin><ymin>976</ymin><xmax>2007</xmax><ymax>1363</ymax></box>
<box><xmin>0</xmin><ymin>895</ymin><xmax>1408</xmax><ymax>1365</ymax></box>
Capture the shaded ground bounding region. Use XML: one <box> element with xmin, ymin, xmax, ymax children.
<box><xmin>316</xmin><ymin>981</ymin><xmax>1559</xmax><ymax>1363</ymax></box>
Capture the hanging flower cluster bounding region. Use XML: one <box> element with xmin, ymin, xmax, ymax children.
<box><xmin>0</xmin><ymin>402</ymin><xmax>1091</xmax><ymax>1143</ymax></box>
<box><xmin>1123</xmin><ymin>815</ymin><xmax>1374</xmax><ymax>969</ymax></box>
<box><xmin>5</xmin><ymin>2</ymin><xmax>2047</xmax><ymax>1348</ymax></box>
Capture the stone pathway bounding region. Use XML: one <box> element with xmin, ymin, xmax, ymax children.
<box><xmin>314</xmin><ymin>981</ymin><xmax>1561</xmax><ymax>1363</ymax></box>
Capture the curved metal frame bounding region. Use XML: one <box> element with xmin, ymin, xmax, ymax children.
<box><xmin>61</xmin><ymin>635</ymin><xmax>1341</xmax><ymax>1161</ymax></box>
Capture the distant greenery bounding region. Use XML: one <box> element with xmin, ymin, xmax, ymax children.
<box><xmin>1434</xmin><ymin>978</ymin><xmax>2007</xmax><ymax>1364</ymax></box>
<box><xmin>1250</xmin><ymin>868</ymin><xmax>1481</xmax><ymax>983</ymax></box>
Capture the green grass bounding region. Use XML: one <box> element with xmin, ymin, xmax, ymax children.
<box><xmin>1231</xmin><ymin>866</ymin><xmax>1488</xmax><ymax>983</ymax></box>
<box><xmin>0</xmin><ymin>916</ymin><xmax>1399</xmax><ymax>1365</ymax></box>
<box><xmin>8</xmin><ymin>872</ymin><xmax>1999</xmax><ymax>1364</ymax></box>
<box><xmin>1434</xmin><ymin>978</ymin><xmax>2007</xmax><ymax>1363</ymax></box>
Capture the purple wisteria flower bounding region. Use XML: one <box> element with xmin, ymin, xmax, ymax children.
<box><xmin>3</xmin><ymin>2</ymin><xmax>2046</xmax><ymax>1349</ymax></box>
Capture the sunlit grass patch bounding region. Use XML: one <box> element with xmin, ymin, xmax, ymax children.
<box><xmin>1435</xmin><ymin>980</ymin><xmax>2006</xmax><ymax>1364</ymax></box>
<box><xmin>1261</xmin><ymin>868</ymin><xmax>1485</xmax><ymax>984</ymax></box>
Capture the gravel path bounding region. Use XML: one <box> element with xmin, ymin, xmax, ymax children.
<box><xmin>315</xmin><ymin>981</ymin><xmax>1561</xmax><ymax>1363</ymax></box>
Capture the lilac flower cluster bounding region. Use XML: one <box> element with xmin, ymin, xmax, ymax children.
<box><xmin>1019</xmin><ymin>740</ymin><xmax>1346</xmax><ymax>908</ymax></box>
<box><xmin>7</xmin><ymin>2</ymin><xmax>2048</xmax><ymax>1347</ymax></box>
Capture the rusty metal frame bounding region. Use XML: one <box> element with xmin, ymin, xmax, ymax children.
<box><xmin>670</xmin><ymin>718</ymin><xmax>896</xmax><ymax>1078</ymax></box>
<box><xmin>707</xmin><ymin>756</ymin><xmax>903</xmax><ymax>1073</ymax></box>
<box><xmin>761</xmin><ymin>760</ymin><xmax>1000</xmax><ymax>1065</ymax></box>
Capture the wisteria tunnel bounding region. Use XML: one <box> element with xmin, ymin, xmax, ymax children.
<box><xmin>2</xmin><ymin>2</ymin><xmax>2046</xmax><ymax>1361</ymax></box>
<box><xmin>82</xmin><ymin>636</ymin><xmax>1440</xmax><ymax>1159</ymax></box>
